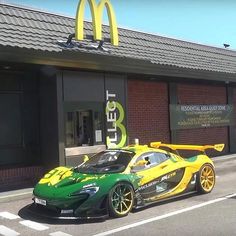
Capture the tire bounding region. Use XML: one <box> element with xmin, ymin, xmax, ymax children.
<box><xmin>197</xmin><ymin>164</ymin><xmax>216</xmax><ymax>194</ymax></box>
<box><xmin>108</xmin><ymin>182</ymin><xmax>134</xmax><ymax>218</ymax></box>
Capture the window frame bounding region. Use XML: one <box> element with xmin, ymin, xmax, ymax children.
<box><xmin>64</xmin><ymin>101</ymin><xmax>105</xmax><ymax>148</ymax></box>
<box><xmin>132</xmin><ymin>151</ymin><xmax>170</xmax><ymax>172</ymax></box>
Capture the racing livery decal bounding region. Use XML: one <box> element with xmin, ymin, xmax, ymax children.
<box><xmin>32</xmin><ymin>142</ymin><xmax>223</xmax><ymax>219</ymax></box>
<box><xmin>138</xmin><ymin>168</ymin><xmax>185</xmax><ymax>199</ymax></box>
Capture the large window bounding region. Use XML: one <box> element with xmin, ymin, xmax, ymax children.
<box><xmin>65</xmin><ymin>105</ymin><xmax>104</xmax><ymax>148</ymax></box>
<box><xmin>66</xmin><ymin>110</ymin><xmax>93</xmax><ymax>147</ymax></box>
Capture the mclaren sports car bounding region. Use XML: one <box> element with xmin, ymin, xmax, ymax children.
<box><xmin>32</xmin><ymin>142</ymin><xmax>224</xmax><ymax>219</ymax></box>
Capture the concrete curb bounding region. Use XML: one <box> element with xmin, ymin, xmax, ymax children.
<box><xmin>212</xmin><ymin>154</ymin><xmax>236</xmax><ymax>163</ymax></box>
<box><xmin>0</xmin><ymin>188</ymin><xmax>33</xmax><ymax>203</ymax></box>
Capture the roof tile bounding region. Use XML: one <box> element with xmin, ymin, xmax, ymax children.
<box><xmin>0</xmin><ymin>3</ymin><xmax>236</xmax><ymax>74</ymax></box>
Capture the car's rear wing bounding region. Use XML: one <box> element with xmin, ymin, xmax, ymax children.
<box><xmin>150</xmin><ymin>142</ymin><xmax>225</xmax><ymax>153</ymax></box>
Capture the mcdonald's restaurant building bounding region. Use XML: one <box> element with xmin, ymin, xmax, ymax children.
<box><xmin>1</xmin><ymin>3</ymin><xmax>236</xmax><ymax>190</ymax></box>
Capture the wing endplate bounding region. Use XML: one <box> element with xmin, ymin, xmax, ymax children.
<box><xmin>150</xmin><ymin>142</ymin><xmax>225</xmax><ymax>152</ymax></box>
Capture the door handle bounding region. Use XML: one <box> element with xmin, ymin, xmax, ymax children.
<box><xmin>160</xmin><ymin>164</ymin><xmax>167</xmax><ymax>169</ymax></box>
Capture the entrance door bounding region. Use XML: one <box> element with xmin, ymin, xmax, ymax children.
<box><xmin>0</xmin><ymin>93</ymin><xmax>22</xmax><ymax>165</ymax></box>
<box><xmin>0</xmin><ymin>72</ymin><xmax>40</xmax><ymax>167</ymax></box>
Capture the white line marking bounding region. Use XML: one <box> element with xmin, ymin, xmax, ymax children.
<box><xmin>19</xmin><ymin>220</ymin><xmax>49</xmax><ymax>231</ymax></box>
<box><xmin>0</xmin><ymin>212</ymin><xmax>20</xmax><ymax>220</ymax></box>
<box><xmin>225</xmin><ymin>193</ymin><xmax>236</xmax><ymax>198</ymax></box>
<box><xmin>49</xmin><ymin>231</ymin><xmax>73</xmax><ymax>236</ymax></box>
<box><xmin>0</xmin><ymin>225</ymin><xmax>20</xmax><ymax>236</ymax></box>
<box><xmin>92</xmin><ymin>193</ymin><xmax>236</xmax><ymax>236</ymax></box>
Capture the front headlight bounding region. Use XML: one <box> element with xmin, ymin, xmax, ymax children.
<box><xmin>70</xmin><ymin>186</ymin><xmax>100</xmax><ymax>197</ymax></box>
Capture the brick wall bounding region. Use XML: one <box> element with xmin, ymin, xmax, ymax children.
<box><xmin>0</xmin><ymin>166</ymin><xmax>44</xmax><ymax>192</ymax></box>
<box><xmin>127</xmin><ymin>80</ymin><xmax>170</xmax><ymax>145</ymax></box>
<box><xmin>231</xmin><ymin>87</ymin><xmax>236</xmax><ymax>152</ymax></box>
<box><xmin>177</xmin><ymin>84</ymin><xmax>227</xmax><ymax>104</ymax></box>
<box><xmin>233</xmin><ymin>87</ymin><xmax>236</xmax><ymax>148</ymax></box>
<box><xmin>176</xmin><ymin>83</ymin><xmax>228</xmax><ymax>156</ymax></box>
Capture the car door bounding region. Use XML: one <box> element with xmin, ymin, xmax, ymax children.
<box><xmin>132</xmin><ymin>151</ymin><xmax>186</xmax><ymax>202</ymax></box>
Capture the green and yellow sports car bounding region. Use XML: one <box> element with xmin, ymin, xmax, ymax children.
<box><xmin>32</xmin><ymin>142</ymin><xmax>224</xmax><ymax>219</ymax></box>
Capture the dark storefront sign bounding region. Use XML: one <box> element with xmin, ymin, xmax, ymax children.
<box><xmin>105</xmin><ymin>75</ymin><xmax>127</xmax><ymax>149</ymax></box>
<box><xmin>170</xmin><ymin>104</ymin><xmax>234</xmax><ymax>130</ymax></box>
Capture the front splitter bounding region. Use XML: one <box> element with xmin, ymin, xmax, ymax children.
<box><xmin>26</xmin><ymin>203</ymin><xmax>109</xmax><ymax>220</ymax></box>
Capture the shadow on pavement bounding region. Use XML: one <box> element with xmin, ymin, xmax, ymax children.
<box><xmin>132</xmin><ymin>192</ymin><xmax>198</xmax><ymax>213</ymax></box>
<box><xmin>18</xmin><ymin>192</ymin><xmax>199</xmax><ymax>225</ymax></box>
<box><xmin>18</xmin><ymin>204</ymin><xmax>108</xmax><ymax>225</ymax></box>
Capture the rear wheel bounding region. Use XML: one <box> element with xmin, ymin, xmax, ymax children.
<box><xmin>197</xmin><ymin>164</ymin><xmax>215</xmax><ymax>194</ymax></box>
<box><xmin>108</xmin><ymin>182</ymin><xmax>134</xmax><ymax>217</ymax></box>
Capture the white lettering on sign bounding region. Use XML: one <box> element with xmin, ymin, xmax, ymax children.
<box><xmin>106</xmin><ymin>90</ymin><xmax>127</xmax><ymax>148</ymax></box>
<box><xmin>106</xmin><ymin>91</ymin><xmax>117</xmax><ymax>144</ymax></box>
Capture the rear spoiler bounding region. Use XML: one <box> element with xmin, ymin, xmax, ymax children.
<box><xmin>150</xmin><ymin>142</ymin><xmax>225</xmax><ymax>152</ymax></box>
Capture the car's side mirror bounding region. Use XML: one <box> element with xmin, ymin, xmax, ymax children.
<box><xmin>130</xmin><ymin>160</ymin><xmax>148</xmax><ymax>169</ymax></box>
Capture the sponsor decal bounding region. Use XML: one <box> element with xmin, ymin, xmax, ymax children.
<box><xmin>61</xmin><ymin>209</ymin><xmax>74</xmax><ymax>214</ymax></box>
<box><xmin>161</xmin><ymin>172</ymin><xmax>176</xmax><ymax>182</ymax></box>
<box><xmin>138</xmin><ymin>172</ymin><xmax>176</xmax><ymax>192</ymax></box>
<box><xmin>156</xmin><ymin>182</ymin><xmax>168</xmax><ymax>193</ymax></box>
<box><xmin>82</xmin><ymin>183</ymin><xmax>97</xmax><ymax>188</ymax></box>
<box><xmin>75</xmin><ymin>0</ymin><xmax>119</xmax><ymax>46</ymax></box>
<box><xmin>39</xmin><ymin>167</ymin><xmax>73</xmax><ymax>185</ymax></box>
<box><xmin>138</xmin><ymin>181</ymin><xmax>158</xmax><ymax>191</ymax></box>
<box><xmin>138</xmin><ymin>172</ymin><xmax>177</xmax><ymax>192</ymax></box>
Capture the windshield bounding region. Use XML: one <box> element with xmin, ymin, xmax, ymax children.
<box><xmin>76</xmin><ymin>150</ymin><xmax>135</xmax><ymax>174</ymax></box>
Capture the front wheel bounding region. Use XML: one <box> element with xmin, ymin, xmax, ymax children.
<box><xmin>108</xmin><ymin>182</ymin><xmax>134</xmax><ymax>217</ymax></box>
<box><xmin>197</xmin><ymin>164</ymin><xmax>215</xmax><ymax>194</ymax></box>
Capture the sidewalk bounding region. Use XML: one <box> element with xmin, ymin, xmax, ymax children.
<box><xmin>212</xmin><ymin>153</ymin><xmax>236</xmax><ymax>162</ymax></box>
<box><xmin>0</xmin><ymin>187</ymin><xmax>33</xmax><ymax>203</ymax></box>
<box><xmin>0</xmin><ymin>154</ymin><xmax>235</xmax><ymax>203</ymax></box>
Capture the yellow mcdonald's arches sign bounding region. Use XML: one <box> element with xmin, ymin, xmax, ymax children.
<box><xmin>75</xmin><ymin>0</ymin><xmax>119</xmax><ymax>46</ymax></box>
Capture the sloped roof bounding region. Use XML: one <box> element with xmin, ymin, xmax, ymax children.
<box><xmin>0</xmin><ymin>3</ymin><xmax>236</xmax><ymax>76</ymax></box>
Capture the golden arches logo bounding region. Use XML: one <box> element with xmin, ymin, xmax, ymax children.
<box><xmin>75</xmin><ymin>0</ymin><xmax>119</xmax><ymax>46</ymax></box>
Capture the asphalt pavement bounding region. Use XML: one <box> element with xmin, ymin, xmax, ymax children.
<box><xmin>0</xmin><ymin>153</ymin><xmax>236</xmax><ymax>236</ymax></box>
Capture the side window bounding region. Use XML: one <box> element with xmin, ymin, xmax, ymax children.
<box><xmin>65</xmin><ymin>109</ymin><xmax>104</xmax><ymax>147</ymax></box>
<box><xmin>131</xmin><ymin>153</ymin><xmax>150</xmax><ymax>172</ymax></box>
<box><xmin>148</xmin><ymin>152</ymin><xmax>169</xmax><ymax>166</ymax></box>
<box><xmin>132</xmin><ymin>152</ymin><xmax>170</xmax><ymax>172</ymax></box>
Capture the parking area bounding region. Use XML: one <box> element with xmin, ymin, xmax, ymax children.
<box><xmin>0</xmin><ymin>155</ymin><xmax>236</xmax><ymax>236</ymax></box>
